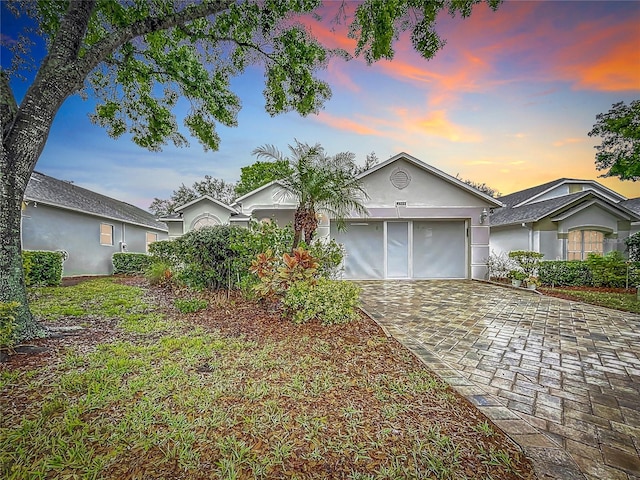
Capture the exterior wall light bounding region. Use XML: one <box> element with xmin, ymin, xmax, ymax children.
<box><xmin>480</xmin><ymin>208</ymin><xmax>488</xmax><ymax>224</ymax></box>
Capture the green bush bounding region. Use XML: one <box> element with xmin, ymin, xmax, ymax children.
<box><xmin>586</xmin><ymin>251</ymin><xmax>628</xmax><ymax>288</ymax></box>
<box><xmin>175</xmin><ymin>225</ymin><xmax>249</xmax><ymax>290</ymax></box>
<box><xmin>112</xmin><ymin>253</ymin><xmax>152</xmax><ymax>274</ymax></box>
<box><xmin>174</xmin><ymin>298</ymin><xmax>208</xmax><ymax>313</ymax></box>
<box><xmin>307</xmin><ymin>239</ymin><xmax>344</xmax><ymax>279</ymax></box>
<box><xmin>22</xmin><ymin>250</ymin><xmax>65</xmax><ymax>286</ymax></box>
<box><xmin>538</xmin><ymin>261</ymin><xmax>592</xmax><ymax>286</ymax></box>
<box><xmin>148</xmin><ymin>240</ymin><xmax>180</xmax><ymax>266</ymax></box>
<box><xmin>283</xmin><ymin>279</ymin><xmax>360</xmax><ymax>325</ymax></box>
<box><xmin>508</xmin><ymin>250</ymin><xmax>544</xmax><ymax>277</ymax></box>
<box><xmin>625</xmin><ymin>232</ymin><xmax>640</xmax><ymax>262</ymax></box>
<box><xmin>0</xmin><ymin>301</ymin><xmax>20</xmax><ymax>351</ymax></box>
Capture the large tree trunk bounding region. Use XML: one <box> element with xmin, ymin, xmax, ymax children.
<box><xmin>292</xmin><ymin>207</ymin><xmax>305</xmax><ymax>251</ymax></box>
<box><xmin>0</xmin><ymin>157</ymin><xmax>43</xmax><ymax>341</ymax></box>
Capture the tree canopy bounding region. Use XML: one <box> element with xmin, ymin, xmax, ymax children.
<box><xmin>1</xmin><ymin>0</ymin><xmax>502</xmax><ymax>340</ymax></box>
<box><xmin>235</xmin><ymin>159</ymin><xmax>294</xmax><ymax>198</ymax></box>
<box><xmin>588</xmin><ymin>100</ymin><xmax>640</xmax><ymax>182</ymax></box>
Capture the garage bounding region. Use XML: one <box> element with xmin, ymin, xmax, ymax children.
<box><xmin>331</xmin><ymin>220</ymin><xmax>467</xmax><ymax>280</ymax></box>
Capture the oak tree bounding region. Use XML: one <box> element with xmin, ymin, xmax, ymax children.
<box><xmin>1</xmin><ymin>0</ymin><xmax>501</xmax><ymax>340</ymax></box>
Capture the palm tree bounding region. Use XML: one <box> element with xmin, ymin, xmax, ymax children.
<box><xmin>252</xmin><ymin>141</ymin><xmax>369</xmax><ymax>250</ymax></box>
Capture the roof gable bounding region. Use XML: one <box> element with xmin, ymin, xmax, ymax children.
<box><xmin>25</xmin><ymin>172</ymin><xmax>167</xmax><ymax>231</ymax></box>
<box><xmin>174</xmin><ymin>195</ymin><xmax>238</xmax><ymax>214</ymax></box>
<box><xmin>359</xmin><ymin>152</ymin><xmax>503</xmax><ymax>208</ymax></box>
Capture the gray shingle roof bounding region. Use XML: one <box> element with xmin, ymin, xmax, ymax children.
<box><xmin>497</xmin><ymin>178</ymin><xmax>574</xmax><ymax>208</ymax></box>
<box><xmin>490</xmin><ymin>191</ymin><xmax>591</xmax><ymax>226</ymax></box>
<box><xmin>621</xmin><ymin>197</ymin><xmax>640</xmax><ymax>216</ymax></box>
<box><xmin>25</xmin><ymin>171</ymin><xmax>168</xmax><ymax>231</ymax></box>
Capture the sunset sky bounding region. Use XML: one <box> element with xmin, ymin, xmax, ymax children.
<box><xmin>2</xmin><ymin>0</ymin><xmax>639</xmax><ymax>209</ymax></box>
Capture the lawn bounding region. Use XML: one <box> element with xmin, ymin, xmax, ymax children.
<box><xmin>1</xmin><ymin>278</ymin><xmax>535</xmax><ymax>479</ymax></box>
<box><xmin>540</xmin><ymin>286</ymin><xmax>640</xmax><ymax>314</ymax></box>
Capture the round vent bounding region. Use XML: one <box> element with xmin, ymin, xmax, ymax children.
<box><xmin>390</xmin><ymin>168</ymin><xmax>411</xmax><ymax>189</ymax></box>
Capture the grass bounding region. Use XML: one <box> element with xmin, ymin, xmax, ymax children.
<box><xmin>541</xmin><ymin>287</ymin><xmax>640</xmax><ymax>313</ymax></box>
<box><xmin>0</xmin><ymin>278</ymin><xmax>535</xmax><ymax>480</ymax></box>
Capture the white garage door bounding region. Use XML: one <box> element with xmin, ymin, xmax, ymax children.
<box><xmin>331</xmin><ymin>220</ymin><xmax>467</xmax><ymax>280</ymax></box>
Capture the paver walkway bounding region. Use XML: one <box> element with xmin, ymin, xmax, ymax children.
<box><xmin>358</xmin><ymin>280</ymin><xmax>640</xmax><ymax>480</ymax></box>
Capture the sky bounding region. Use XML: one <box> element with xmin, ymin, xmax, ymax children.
<box><xmin>2</xmin><ymin>0</ymin><xmax>639</xmax><ymax>210</ymax></box>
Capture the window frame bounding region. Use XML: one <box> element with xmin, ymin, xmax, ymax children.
<box><xmin>145</xmin><ymin>232</ymin><xmax>158</xmax><ymax>253</ymax></box>
<box><xmin>100</xmin><ymin>223</ymin><xmax>114</xmax><ymax>246</ymax></box>
<box><xmin>567</xmin><ymin>229</ymin><xmax>604</xmax><ymax>260</ymax></box>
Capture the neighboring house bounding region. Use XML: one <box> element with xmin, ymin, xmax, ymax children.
<box><xmin>173</xmin><ymin>152</ymin><xmax>503</xmax><ymax>280</ymax></box>
<box><xmin>159</xmin><ymin>195</ymin><xmax>246</xmax><ymax>240</ymax></box>
<box><xmin>489</xmin><ymin>178</ymin><xmax>640</xmax><ymax>261</ymax></box>
<box><xmin>22</xmin><ymin>171</ymin><xmax>168</xmax><ymax>276</ymax></box>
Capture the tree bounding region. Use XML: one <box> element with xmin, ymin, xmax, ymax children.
<box><xmin>253</xmin><ymin>141</ymin><xmax>368</xmax><ymax>249</ymax></box>
<box><xmin>234</xmin><ymin>160</ymin><xmax>294</xmax><ymax>198</ymax></box>
<box><xmin>456</xmin><ymin>175</ymin><xmax>500</xmax><ymax>197</ymax></box>
<box><xmin>2</xmin><ymin>0</ymin><xmax>501</xmax><ymax>340</ymax></box>
<box><xmin>588</xmin><ymin>100</ymin><xmax>640</xmax><ymax>181</ymax></box>
<box><xmin>149</xmin><ymin>175</ymin><xmax>236</xmax><ymax>217</ymax></box>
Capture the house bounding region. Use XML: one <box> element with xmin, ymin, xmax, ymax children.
<box><xmin>171</xmin><ymin>152</ymin><xmax>503</xmax><ymax>280</ymax></box>
<box><xmin>489</xmin><ymin>178</ymin><xmax>640</xmax><ymax>260</ymax></box>
<box><xmin>22</xmin><ymin>171</ymin><xmax>169</xmax><ymax>276</ymax></box>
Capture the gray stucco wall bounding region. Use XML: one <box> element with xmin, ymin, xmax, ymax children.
<box><xmin>181</xmin><ymin>199</ymin><xmax>233</xmax><ymax>233</ymax></box>
<box><xmin>21</xmin><ymin>204</ymin><xmax>167</xmax><ymax>276</ymax></box>
<box><xmin>489</xmin><ymin>226</ymin><xmax>530</xmax><ymax>256</ymax></box>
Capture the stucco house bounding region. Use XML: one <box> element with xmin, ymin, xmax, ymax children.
<box><xmin>22</xmin><ymin>171</ymin><xmax>169</xmax><ymax>276</ymax></box>
<box><xmin>168</xmin><ymin>152</ymin><xmax>503</xmax><ymax>280</ymax></box>
<box><xmin>489</xmin><ymin>178</ymin><xmax>640</xmax><ymax>261</ymax></box>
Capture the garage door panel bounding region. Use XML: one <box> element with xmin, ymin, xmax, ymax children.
<box><xmin>413</xmin><ymin>221</ymin><xmax>465</xmax><ymax>278</ymax></box>
<box><xmin>331</xmin><ymin>222</ymin><xmax>384</xmax><ymax>279</ymax></box>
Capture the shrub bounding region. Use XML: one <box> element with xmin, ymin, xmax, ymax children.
<box><xmin>22</xmin><ymin>250</ymin><xmax>65</xmax><ymax>286</ymax></box>
<box><xmin>586</xmin><ymin>251</ymin><xmax>628</xmax><ymax>288</ymax></box>
<box><xmin>175</xmin><ymin>225</ymin><xmax>249</xmax><ymax>290</ymax></box>
<box><xmin>0</xmin><ymin>301</ymin><xmax>20</xmax><ymax>351</ymax></box>
<box><xmin>283</xmin><ymin>279</ymin><xmax>361</xmax><ymax>325</ymax></box>
<box><xmin>112</xmin><ymin>253</ymin><xmax>152</xmax><ymax>274</ymax></box>
<box><xmin>148</xmin><ymin>240</ymin><xmax>180</xmax><ymax>266</ymax></box>
<box><xmin>306</xmin><ymin>239</ymin><xmax>344</xmax><ymax>279</ymax></box>
<box><xmin>508</xmin><ymin>250</ymin><xmax>544</xmax><ymax>277</ymax></box>
<box><xmin>250</xmin><ymin>248</ymin><xmax>319</xmax><ymax>300</ymax></box>
<box><xmin>485</xmin><ymin>252</ymin><xmax>515</xmax><ymax>280</ymax></box>
<box><xmin>538</xmin><ymin>261</ymin><xmax>592</xmax><ymax>287</ymax></box>
<box><xmin>174</xmin><ymin>298</ymin><xmax>208</xmax><ymax>313</ymax></box>
<box><xmin>626</xmin><ymin>232</ymin><xmax>640</xmax><ymax>262</ymax></box>
<box><xmin>145</xmin><ymin>261</ymin><xmax>174</xmax><ymax>286</ymax></box>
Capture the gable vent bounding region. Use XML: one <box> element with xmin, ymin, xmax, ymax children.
<box><xmin>390</xmin><ymin>168</ymin><xmax>411</xmax><ymax>189</ymax></box>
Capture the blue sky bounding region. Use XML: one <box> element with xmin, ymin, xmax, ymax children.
<box><xmin>2</xmin><ymin>1</ymin><xmax>639</xmax><ymax>210</ymax></box>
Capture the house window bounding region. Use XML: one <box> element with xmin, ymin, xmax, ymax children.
<box><xmin>191</xmin><ymin>214</ymin><xmax>221</xmax><ymax>230</ymax></box>
<box><xmin>100</xmin><ymin>223</ymin><xmax>114</xmax><ymax>246</ymax></box>
<box><xmin>146</xmin><ymin>232</ymin><xmax>158</xmax><ymax>253</ymax></box>
<box><xmin>568</xmin><ymin>230</ymin><xmax>604</xmax><ymax>260</ymax></box>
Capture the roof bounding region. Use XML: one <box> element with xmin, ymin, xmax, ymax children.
<box><xmin>231</xmin><ymin>180</ymin><xmax>285</xmax><ymax>206</ymax></box>
<box><xmin>621</xmin><ymin>197</ymin><xmax>640</xmax><ymax>216</ymax></box>
<box><xmin>25</xmin><ymin>171</ymin><xmax>168</xmax><ymax>231</ymax></box>
<box><xmin>173</xmin><ymin>195</ymin><xmax>238</xmax><ymax>214</ymax></box>
<box><xmin>358</xmin><ymin>152</ymin><xmax>504</xmax><ymax>208</ymax></box>
<box><xmin>491</xmin><ymin>190</ymin><xmax>640</xmax><ymax>227</ymax></box>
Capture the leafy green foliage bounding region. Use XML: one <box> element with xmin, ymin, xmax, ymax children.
<box><xmin>307</xmin><ymin>239</ymin><xmax>344</xmax><ymax>279</ymax></box>
<box><xmin>283</xmin><ymin>279</ymin><xmax>361</xmax><ymax>325</ymax></box>
<box><xmin>626</xmin><ymin>232</ymin><xmax>640</xmax><ymax>262</ymax></box>
<box><xmin>112</xmin><ymin>253</ymin><xmax>152</xmax><ymax>275</ymax></box>
<box><xmin>507</xmin><ymin>250</ymin><xmax>544</xmax><ymax>277</ymax></box>
<box><xmin>22</xmin><ymin>251</ymin><xmax>65</xmax><ymax>287</ymax></box>
<box><xmin>545</xmin><ymin>288</ymin><xmax>640</xmax><ymax>314</ymax></box>
<box><xmin>585</xmin><ymin>251</ymin><xmax>634</xmax><ymax>288</ymax></box>
<box><xmin>0</xmin><ymin>301</ymin><xmax>20</xmax><ymax>351</ymax></box>
<box><xmin>148</xmin><ymin>240</ymin><xmax>180</xmax><ymax>266</ymax></box>
<box><xmin>588</xmin><ymin>100</ymin><xmax>640</xmax><ymax>181</ymax></box>
<box><xmin>145</xmin><ymin>261</ymin><xmax>174</xmax><ymax>287</ymax></box>
<box><xmin>538</xmin><ymin>261</ymin><xmax>592</xmax><ymax>287</ymax></box>
<box><xmin>235</xmin><ymin>160</ymin><xmax>294</xmax><ymax>198</ymax></box>
<box><xmin>174</xmin><ymin>298</ymin><xmax>208</xmax><ymax>314</ymax></box>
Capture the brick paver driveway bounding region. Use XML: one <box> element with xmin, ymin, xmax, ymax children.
<box><xmin>358</xmin><ymin>280</ymin><xmax>640</xmax><ymax>480</ymax></box>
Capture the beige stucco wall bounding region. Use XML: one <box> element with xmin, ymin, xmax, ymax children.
<box><xmin>181</xmin><ymin>199</ymin><xmax>234</xmax><ymax>233</ymax></box>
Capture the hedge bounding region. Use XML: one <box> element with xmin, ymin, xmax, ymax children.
<box><xmin>112</xmin><ymin>252</ymin><xmax>152</xmax><ymax>275</ymax></box>
<box><xmin>22</xmin><ymin>250</ymin><xmax>65</xmax><ymax>286</ymax></box>
<box><xmin>539</xmin><ymin>255</ymin><xmax>640</xmax><ymax>288</ymax></box>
